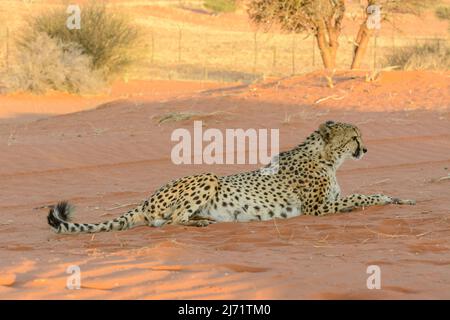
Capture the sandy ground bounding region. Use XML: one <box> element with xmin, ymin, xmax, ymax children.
<box><xmin>0</xmin><ymin>80</ymin><xmax>232</xmax><ymax>123</ymax></box>
<box><xmin>0</xmin><ymin>71</ymin><xmax>449</xmax><ymax>299</ymax></box>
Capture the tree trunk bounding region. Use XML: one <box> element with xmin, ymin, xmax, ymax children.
<box><xmin>315</xmin><ymin>28</ymin><xmax>336</xmax><ymax>69</ymax></box>
<box><xmin>351</xmin><ymin>20</ymin><xmax>373</xmax><ymax>69</ymax></box>
<box><xmin>328</xmin><ymin>28</ymin><xmax>339</xmax><ymax>67</ymax></box>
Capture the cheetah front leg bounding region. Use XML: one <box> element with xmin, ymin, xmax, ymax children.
<box><xmin>309</xmin><ymin>194</ymin><xmax>415</xmax><ymax>216</ymax></box>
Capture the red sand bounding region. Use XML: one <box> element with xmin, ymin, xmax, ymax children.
<box><xmin>0</xmin><ymin>80</ymin><xmax>233</xmax><ymax>123</ymax></box>
<box><xmin>0</xmin><ymin>71</ymin><xmax>449</xmax><ymax>299</ymax></box>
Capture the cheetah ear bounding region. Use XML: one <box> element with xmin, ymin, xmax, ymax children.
<box><xmin>319</xmin><ymin>121</ymin><xmax>334</xmax><ymax>142</ymax></box>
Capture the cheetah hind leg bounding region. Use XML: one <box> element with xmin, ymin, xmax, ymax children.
<box><xmin>168</xmin><ymin>206</ymin><xmax>217</xmax><ymax>227</ymax></box>
<box><xmin>161</xmin><ymin>173</ymin><xmax>219</xmax><ymax>227</ymax></box>
<box><xmin>172</xmin><ymin>209</ymin><xmax>217</xmax><ymax>227</ymax></box>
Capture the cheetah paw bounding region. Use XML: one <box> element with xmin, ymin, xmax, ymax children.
<box><xmin>391</xmin><ymin>198</ymin><xmax>416</xmax><ymax>205</ymax></box>
<box><xmin>194</xmin><ymin>219</ymin><xmax>215</xmax><ymax>227</ymax></box>
<box><xmin>374</xmin><ymin>194</ymin><xmax>416</xmax><ymax>205</ymax></box>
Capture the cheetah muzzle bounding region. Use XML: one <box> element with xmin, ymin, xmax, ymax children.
<box><xmin>47</xmin><ymin>121</ymin><xmax>416</xmax><ymax>234</ymax></box>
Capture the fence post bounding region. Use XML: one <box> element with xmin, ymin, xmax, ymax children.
<box><xmin>312</xmin><ymin>35</ymin><xmax>316</xmax><ymax>67</ymax></box>
<box><xmin>373</xmin><ymin>33</ymin><xmax>377</xmax><ymax>69</ymax></box>
<box><xmin>272</xmin><ymin>45</ymin><xmax>277</xmax><ymax>75</ymax></box>
<box><xmin>151</xmin><ymin>29</ymin><xmax>155</xmax><ymax>65</ymax></box>
<box><xmin>291</xmin><ymin>34</ymin><xmax>296</xmax><ymax>75</ymax></box>
<box><xmin>203</xmin><ymin>34</ymin><xmax>208</xmax><ymax>82</ymax></box>
<box><xmin>253</xmin><ymin>32</ymin><xmax>257</xmax><ymax>74</ymax></box>
<box><xmin>6</xmin><ymin>27</ymin><xmax>9</xmax><ymax>73</ymax></box>
<box><xmin>231</xmin><ymin>41</ymin><xmax>236</xmax><ymax>71</ymax></box>
<box><xmin>391</xmin><ymin>15</ymin><xmax>396</xmax><ymax>56</ymax></box>
<box><xmin>177</xmin><ymin>26</ymin><xmax>182</xmax><ymax>64</ymax></box>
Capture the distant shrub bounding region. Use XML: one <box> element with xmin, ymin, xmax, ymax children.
<box><xmin>383</xmin><ymin>41</ymin><xmax>450</xmax><ymax>71</ymax></box>
<box><xmin>435</xmin><ymin>6</ymin><xmax>450</xmax><ymax>20</ymax></box>
<box><xmin>19</xmin><ymin>2</ymin><xmax>144</xmax><ymax>79</ymax></box>
<box><xmin>204</xmin><ymin>0</ymin><xmax>236</xmax><ymax>13</ymax></box>
<box><xmin>4</xmin><ymin>33</ymin><xmax>104</xmax><ymax>94</ymax></box>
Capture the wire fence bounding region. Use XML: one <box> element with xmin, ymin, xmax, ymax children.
<box><xmin>135</xmin><ymin>30</ymin><xmax>448</xmax><ymax>83</ymax></box>
<box><xmin>0</xmin><ymin>25</ymin><xmax>447</xmax><ymax>84</ymax></box>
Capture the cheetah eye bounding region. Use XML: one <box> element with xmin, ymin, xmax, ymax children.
<box><xmin>352</xmin><ymin>136</ymin><xmax>358</xmax><ymax>141</ymax></box>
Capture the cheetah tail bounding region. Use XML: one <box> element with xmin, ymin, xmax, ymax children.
<box><xmin>47</xmin><ymin>201</ymin><xmax>147</xmax><ymax>234</ymax></box>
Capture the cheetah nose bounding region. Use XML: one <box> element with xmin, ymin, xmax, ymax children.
<box><xmin>363</xmin><ymin>147</ymin><xmax>368</xmax><ymax>153</ymax></box>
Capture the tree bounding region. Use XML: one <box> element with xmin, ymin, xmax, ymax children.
<box><xmin>351</xmin><ymin>0</ymin><xmax>377</xmax><ymax>69</ymax></box>
<box><xmin>248</xmin><ymin>0</ymin><xmax>345</xmax><ymax>69</ymax></box>
<box><xmin>351</xmin><ymin>0</ymin><xmax>437</xmax><ymax>69</ymax></box>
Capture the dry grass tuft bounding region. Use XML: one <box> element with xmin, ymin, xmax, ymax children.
<box><xmin>383</xmin><ymin>41</ymin><xmax>450</xmax><ymax>71</ymax></box>
<box><xmin>154</xmin><ymin>111</ymin><xmax>234</xmax><ymax>124</ymax></box>
<box><xmin>1</xmin><ymin>33</ymin><xmax>104</xmax><ymax>94</ymax></box>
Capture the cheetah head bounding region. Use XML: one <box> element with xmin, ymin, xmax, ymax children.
<box><xmin>319</xmin><ymin>121</ymin><xmax>367</xmax><ymax>161</ymax></box>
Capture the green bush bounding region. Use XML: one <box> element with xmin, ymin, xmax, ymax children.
<box><xmin>19</xmin><ymin>2</ymin><xmax>144</xmax><ymax>79</ymax></box>
<box><xmin>383</xmin><ymin>41</ymin><xmax>450</xmax><ymax>71</ymax></box>
<box><xmin>4</xmin><ymin>32</ymin><xmax>104</xmax><ymax>94</ymax></box>
<box><xmin>204</xmin><ymin>0</ymin><xmax>236</xmax><ymax>13</ymax></box>
<box><xmin>435</xmin><ymin>6</ymin><xmax>450</xmax><ymax>20</ymax></box>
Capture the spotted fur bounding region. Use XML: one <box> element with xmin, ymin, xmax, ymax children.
<box><xmin>47</xmin><ymin>121</ymin><xmax>415</xmax><ymax>234</ymax></box>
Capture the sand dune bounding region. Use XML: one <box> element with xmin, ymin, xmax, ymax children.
<box><xmin>0</xmin><ymin>71</ymin><xmax>449</xmax><ymax>299</ymax></box>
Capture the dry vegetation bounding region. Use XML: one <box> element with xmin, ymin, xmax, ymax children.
<box><xmin>0</xmin><ymin>0</ymin><xmax>448</xmax><ymax>93</ymax></box>
<box><xmin>383</xmin><ymin>40</ymin><xmax>450</xmax><ymax>70</ymax></box>
<box><xmin>4</xmin><ymin>32</ymin><xmax>105</xmax><ymax>94</ymax></box>
<box><xmin>1</xmin><ymin>2</ymin><xmax>144</xmax><ymax>94</ymax></box>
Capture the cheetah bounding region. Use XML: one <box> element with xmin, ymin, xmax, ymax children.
<box><xmin>47</xmin><ymin>121</ymin><xmax>415</xmax><ymax>234</ymax></box>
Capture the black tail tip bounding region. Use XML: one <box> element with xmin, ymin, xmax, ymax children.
<box><xmin>47</xmin><ymin>201</ymin><xmax>73</xmax><ymax>229</ymax></box>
